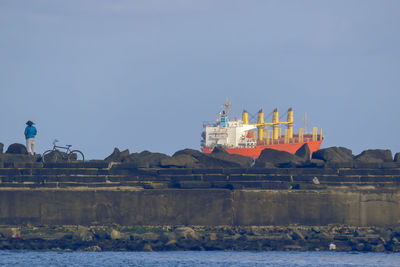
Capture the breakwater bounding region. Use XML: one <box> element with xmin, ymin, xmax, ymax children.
<box><xmin>1</xmin><ymin>146</ymin><xmax>400</xmax><ymax>252</ymax></box>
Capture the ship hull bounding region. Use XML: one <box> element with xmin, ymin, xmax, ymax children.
<box><xmin>202</xmin><ymin>140</ymin><xmax>323</xmax><ymax>160</ymax></box>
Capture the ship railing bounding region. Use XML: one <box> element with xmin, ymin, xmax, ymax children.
<box><xmin>256</xmin><ymin>134</ymin><xmax>322</xmax><ymax>146</ymax></box>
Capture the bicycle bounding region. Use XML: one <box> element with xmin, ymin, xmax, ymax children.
<box><xmin>42</xmin><ymin>139</ymin><xmax>85</xmax><ymax>163</ymax></box>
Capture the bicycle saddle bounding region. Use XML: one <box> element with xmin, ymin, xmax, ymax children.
<box><xmin>66</xmin><ymin>145</ymin><xmax>72</xmax><ymax>148</ymax></box>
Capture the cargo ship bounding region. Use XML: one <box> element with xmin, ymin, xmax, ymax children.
<box><xmin>201</xmin><ymin>100</ymin><xmax>324</xmax><ymax>159</ymax></box>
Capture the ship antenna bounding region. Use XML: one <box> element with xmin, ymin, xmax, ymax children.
<box><xmin>224</xmin><ymin>97</ymin><xmax>232</xmax><ymax>117</ymax></box>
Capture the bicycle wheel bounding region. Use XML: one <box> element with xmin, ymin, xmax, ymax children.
<box><xmin>68</xmin><ymin>150</ymin><xmax>85</xmax><ymax>162</ymax></box>
<box><xmin>42</xmin><ymin>150</ymin><xmax>58</xmax><ymax>163</ymax></box>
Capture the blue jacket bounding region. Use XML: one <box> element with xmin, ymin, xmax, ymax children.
<box><xmin>25</xmin><ymin>126</ymin><xmax>37</xmax><ymax>139</ymax></box>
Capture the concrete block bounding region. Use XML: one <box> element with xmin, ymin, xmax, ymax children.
<box><xmin>293</xmin><ymin>176</ymin><xmax>314</xmax><ymax>183</ymax></box>
<box><xmin>171</xmin><ymin>175</ymin><xmax>202</xmax><ymax>181</ymax></box>
<box><xmin>223</xmin><ymin>168</ymin><xmax>249</xmax><ymax>175</ymax></box>
<box><xmin>382</xmin><ymin>162</ymin><xmax>398</xmax><ymax>169</ymax></box>
<box><xmin>192</xmin><ymin>169</ymin><xmax>224</xmax><ymax>174</ymax></box>
<box><xmin>108</xmin><ymin>176</ymin><xmax>139</xmax><ymax>182</ymax></box>
<box><xmin>203</xmin><ymin>174</ymin><xmax>228</xmax><ymax>181</ymax></box>
<box><xmin>353</xmin><ymin>162</ymin><xmax>383</xmax><ymax>169</ymax></box>
<box><xmin>360</xmin><ymin>177</ymin><xmax>395</xmax><ymax>183</ymax></box>
<box><xmin>325</xmin><ymin>162</ymin><xmax>354</xmax><ymax>169</ymax></box>
<box><xmin>157</xmin><ymin>169</ymin><xmax>193</xmax><ymax>175</ymax></box>
<box><xmin>56</xmin><ymin>175</ymin><xmax>107</xmax><ymax>183</ymax></box>
<box><xmin>260</xmin><ymin>176</ymin><xmax>291</xmax><ymax>182</ymax></box>
<box><xmin>229</xmin><ymin>174</ymin><xmax>264</xmax><ymax>181</ymax></box>
<box><xmin>318</xmin><ymin>176</ymin><xmax>359</xmax><ymax>183</ymax></box>
<box><xmin>340</xmin><ymin>169</ymin><xmax>400</xmax><ymax>176</ymax></box>
<box><xmin>83</xmin><ymin>161</ymin><xmax>109</xmax><ymax>169</ymax></box>
<box><xmin>0</xmin><ymin>169</ymin><xmax>21</xmax><ymax>175</ymax></box>
<box><xmin>247</xmin><ymin>168</ymin><xmax>286</xmax><ymax>175</ymax></box>
<box><xmin>292</xmin><ymin>168</ymin><xmax>338</xmax><ymax>175</ymax></box>
<box><xmin>178</xmin><ymin>181</ymin><xmax>212</xmax><ymax>189</ymax></box>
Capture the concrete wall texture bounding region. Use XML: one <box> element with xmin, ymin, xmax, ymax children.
<box><xmin>1</xmin><ymin>157</ymin><xmax>400</xmax><ymax>227</ymax></box>
<box><xmin>0</xmin><ymin>189</ymin><xmax>399</xmax><ymax>227</ymax></box>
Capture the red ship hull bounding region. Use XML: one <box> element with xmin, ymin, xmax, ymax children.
<box><xmin>202</xmin><ymin>139</ymin><xmax>323</xmax><ymax>160</ymax></box>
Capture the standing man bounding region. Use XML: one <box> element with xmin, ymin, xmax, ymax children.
<box><xmin>24</xmin><ymin>120</ymin><xmax>37</xmax><ymax>156</ymax></box>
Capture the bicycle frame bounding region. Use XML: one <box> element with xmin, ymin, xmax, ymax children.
<box><xmin>51</xmin><ymin>139</ymin><xmax>72</xmax><ymax>153</ymax></box>
<box><xmin>52</xmin><ymin>145</ymin><xmax>72</xmax><ymax>153</ymax></box>
<box><xmin>42</xmin><ymin>140</ymin><xmax>85</xmax><ymax>163</ymax></box>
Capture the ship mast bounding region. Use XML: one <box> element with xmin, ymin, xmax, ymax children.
<box><xmin>223</xmin><ymin>98</ymin><xmax>232</xmax><ymax>117</ymax></box>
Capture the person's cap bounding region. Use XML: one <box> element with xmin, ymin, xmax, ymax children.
<box><xmin>26</xmin><ymin>120</ymin><xmax>35</xmax><ymax>125</ymax></box>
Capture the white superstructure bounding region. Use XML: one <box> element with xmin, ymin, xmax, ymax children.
<box><xmin>203</xmin><ymin>117</ymin><xmax>257</xmax><ymax>149</ymax></box>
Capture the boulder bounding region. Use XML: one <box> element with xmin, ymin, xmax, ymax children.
<box><xmin>394</xmin><ymin>153</ymin><xmax>400</xmax><ymax>163</ymax></box>
<box><xmin>173</xmin><ymin>148</ymin><xmax>205</xmax><ymax>158</ymax></box>
<box><xmin>254</xmin><ymin>148</ymin><xmax>305</xmax><ymax>168</ymax></box>
<box><xmin>160</xmin><ymin>154</ymin><xmax>198</xmax><ymax>168</ymax></box>
<box><xmin>312</xmin><ymin>147</ymin><xmax>353</xmax><ymax>164</ymax></box>
<box><xmin>0</xmin><ymin>142</ymin><xmax>3</xmax><ymax>154</ymax></box>
<box><xmin>104</xmin><ymin>148</ymin><xmax>130</xmax><ymax>162</ymax></box>
<box><xmin>210</xmin><ymin>147</ymin><xmax>253</xmax><ymax>168</ymax></box>
<box><xmin>300</xmin><ymin>159</ymin><xmax>325</xmax><ymax>168</ymax></box>
<box><xmin>42</xmin><ymin>150</ymin><xmax>68</xmax><ymax>163</ymax></box>
<box><xmin>110</xmin><ymin>229</ymin><xmax>121</xmax><ymax>240</ymax></box>
<box><xmin>174</xmin><ymin>227</ymin><xmax>199</xmax><ymax>240</ymax></box>
<box><xmin>295</xmin><ymin>143</ymin><xmax>310</xmax><ymax>161</ymax></box>
<box><xmin>73</xmin><ymin>226</ymin><xmax>93</xmax><ymax>242</ymax></box>
<box><xmin>355</xmin><ymin>149</ymin><xmax>393</xmax><ymax>163</ymax></box>
<box><xmin>5</xmin><ymin>143</ymin><xmax>27</xmax><ymax>154</ymax></box>
<box><xmin>173</xmin><ymin>148</ymin><xmax>245</xmax><ymax>168</ymax></box>
<box><xmin>123</xmin><ymin>151</ymin><xmax>170</xmax><ymax>168</ymax></box>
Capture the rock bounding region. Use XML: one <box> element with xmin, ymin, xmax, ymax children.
<box><xmin>6</xmin><ymin>143</ymin><xmax>27</xmax><ymax>154</ymax></box>
<box><xmin>295</xmin><ymin>143</ymin><xmax>311</xmax><ymax>161</ymax></box>
<box><xmin>173</xmin><ymin>148</ymin><xmax>204</xmax><ymax>158</ymax></box>
<box><xmin>394</xmin><ymin>153</ymin><xmax>400</xmax><ymax>163</ymax></box>
<box><xmin>110</xmin><ymin>229</ymin><xmax>121</xmax><ymax>240</ymax></box>
<box><xmin>173</xmin><ymin>148</ymin><xmax>248</xmax><ymax>168</ymax></box>
<box><xmin>142</xmin><ymin>243</ymin><xmax>153</xmax><ymax>251</ymax></box>
<box><xmin>254</xmin><ymin>148</ymin><xmax>305</xmax><ymax>168</ymax></box>
<box><xmin>124</xmin><ymin>151</ymin><xmax>170</xmax><ymax>168</ymax></box>
<box><xmin>43</xmin><ymin>150</ymin><xmax>68</xmax><ymax>163</ymax></box>
<box><xmin>300</xmin><ymin>159</ymin><xmax>325</xmax><ymax>168</ymax></box>
<box><xmin>355</xmin><ymin>149</ymin><xmax>393</xmax><ymax>163</ymax></box>
<box><xmin>174</xmin><ymin>227</ymin><xmax>199</xmax><ymax>240</ymax></box>
<box><xmin>209</xmin><ymin>233</ymin><xmax>217</xmax><ymax>241</ymax></box>
<box><xmin>312</xmin><ymin>147</ymin><xmax>353</xmax><ymax>167</ymax></box>
<box><xmin>160</xmin><ymin>154</ymin><xmax>198</xmax><ymax>168</ymax></box>
<box><xmin>82</xmin><ymin>245</ymin><xmax>102</xmax><ymax>252</ymax></box>
<box><xmin>141</xmin><ymin>232</ymin><xmax>160</xmax><ymax>241</ymax></box>
<box><xmin>312</xmin><ymin>177</ymin><xmax>320</xmax><ymax>185</ymax></box>
<box><xmin>73</xmin><ymin>226</ymin><xmax>93</xmax><ymax>242</ymax></box>
<box><xmin>0</xmin><ymin>142</ymin><xmax>3</xmax><ymax>154</ymax></box>
<box><xmin>104</xmin><ymin>148</ymin><xmax>130</xmax><ymax>163</ymax></box>
<box><xmin>159</xmin><ymin>232</ymin><xmax>178</xmax><ymax>243</ymax></box>
<box><xmin>165</xmin><ymin>239</ymin><xmax>177</xmax><ymax>246</ymax></box>
<box><xmin>210</xmin><ymin>147</ymin><xmax>253</xmax><ymax>168</ymax></box>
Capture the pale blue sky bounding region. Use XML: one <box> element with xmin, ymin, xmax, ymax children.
<box><xmin>1</xmin><ymin>0</ymin><xmax>399</xmax><ymax>159</ymax></box>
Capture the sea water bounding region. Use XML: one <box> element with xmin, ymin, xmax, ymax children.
<box><xmin>0</xmin><ymin>251</ymin><xmax>399</xmax><ymax>267</ymax></box>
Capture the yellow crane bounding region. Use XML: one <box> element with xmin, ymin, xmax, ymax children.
<box><xmin>242</xmin><ymin>108</ymin><xmax>294</xmax><ymax>141</ymax></box>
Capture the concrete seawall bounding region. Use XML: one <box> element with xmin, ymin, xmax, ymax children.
<box><xmin>1</xmin><ymin>190</ymin><xmax>399</xmax><ymax>227</ymax></box>
<box><xmin>1</xmin><ymin>162</ymin><xmax>400</xmax><ymax>227</ymax></box>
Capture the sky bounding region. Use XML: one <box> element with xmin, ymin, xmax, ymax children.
<box><xmin>1</xmin><ymin>0</ymin><xmax>399</xmax><ymax>160</ymax></box>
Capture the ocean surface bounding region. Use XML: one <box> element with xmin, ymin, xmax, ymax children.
<box><xmin>0</xmin><ymin>251</ymin><xmax>399</xmax><ymax>267</ymax></box>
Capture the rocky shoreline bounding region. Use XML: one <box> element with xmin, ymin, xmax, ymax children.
<box><xmin>1</xmin><ymin>225</ymin><xmax>400</xmax><ymax>252</ymax></box>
